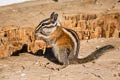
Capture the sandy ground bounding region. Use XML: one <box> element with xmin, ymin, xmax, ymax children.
<box><xmin>0</xmin><ymin>38</ymin><xmax>120</xmax><ymax>80</ymax></box>
<box><xmin>0</xmin><ymin>0</ymin><xmax>120</xmax><ymax>80</ymax></box>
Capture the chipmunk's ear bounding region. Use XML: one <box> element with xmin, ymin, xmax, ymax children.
<box><xmin>50</xmin><ymin>12</ymin><xmax>58</xmax><ymax>23</ymax></box>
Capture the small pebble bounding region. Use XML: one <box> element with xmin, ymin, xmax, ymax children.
<box><xmin>21</xmin><ymin>73</ymin><xmax>26</xmax><ymax>77</ymax></box>
<box><xmin>118</xmin><ymin>73</ymin><xmax>120</xmax><ymax>77</ymax></box>
<box><xmin>96</xmin><ymin>46</ymin><xmax>100</xmax><ymax>49</ymax></box>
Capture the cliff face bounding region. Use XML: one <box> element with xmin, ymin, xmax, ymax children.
<box><xmin>0</xmin><ymin>13</ymin><xmax>120</xmax><ymax>58</ymax></box>
<box><xmin>62</xmin><ymin>13</ymin><xmax>120</xmax><ymax>40</ymax></box>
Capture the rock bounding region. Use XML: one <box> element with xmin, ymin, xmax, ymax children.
<box><xmin>0</xmin><ymin>25</ymin><xmax>46</xmax><ymax>58</ymax></box>
<box><xmin>62</xmin><ymin>13</ymin><xmax>120</xmax><ymax>40</ymax></box>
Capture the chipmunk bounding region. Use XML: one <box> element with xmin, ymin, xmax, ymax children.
<box><xmin>35</xmin><ymin>12</ymin><xmax>114</xmax><ymax>69</ymax></box>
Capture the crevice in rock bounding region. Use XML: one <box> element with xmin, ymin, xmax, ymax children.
<box><xmin>11</xmin><ymin>44</ymin><xmax>28</xmax><ymax>56</ymax></box>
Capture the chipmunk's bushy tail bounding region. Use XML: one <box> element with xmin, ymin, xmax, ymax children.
<box><xmin>70</xmin><ymin>45</ymin><xmax>114</xmax><ymax>64</ymax></box>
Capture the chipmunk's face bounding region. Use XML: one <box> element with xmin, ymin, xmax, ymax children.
<box><xmin>35</xmin><ymin>12</ymin><xmax>60</xmax><ymax>36</ymax></box>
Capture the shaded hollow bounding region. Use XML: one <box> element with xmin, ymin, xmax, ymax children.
<box><xmin>12</xmin><ymin>44</ymin><xmax>28</xmax><ymax>56</ymax></box>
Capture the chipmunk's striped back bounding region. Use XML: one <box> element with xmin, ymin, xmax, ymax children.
<box><xmin>62</xmin><ymin>28</ymin><xmax>80</xmax><ymax>57</ymax></box>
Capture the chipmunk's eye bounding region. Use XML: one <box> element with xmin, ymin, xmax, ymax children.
<box><xmin>42</xmin><ymin>22</ymin><xmax>50</xmax><ymax>27</ymax></box>
<box><xmin>41</xmin><ymin>23</ymin><xmax>45</xmax><ymax>26</ymax></box>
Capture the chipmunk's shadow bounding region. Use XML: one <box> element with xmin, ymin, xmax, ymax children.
<box><xmin>44</xmin><ymin>48</ymin><xmax>60</xmax><ymax>64</ymax></box>
<box><xmin>11</xmin><ymin>44</ymin><xmax>59</xmax><ymax>64</ymax></box>
<box><xmin>31</xmin><ymin>48</ymin><xmax>60</xmax><ymax>65</ymax></box>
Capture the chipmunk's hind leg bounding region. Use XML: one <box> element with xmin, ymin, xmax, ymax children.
<box><xmin>54</xmin><ymin>48</ymin><xmax>70</xmax><ymax>69</ymax></box>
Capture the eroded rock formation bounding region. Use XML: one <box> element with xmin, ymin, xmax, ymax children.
<box><xmin>62</xmin><ymin>13</ymin><xmax>120</xmax><ymax>40</ymax></box>
<box><xmin>0</xmin><ymin>25</ymin><xmax>46</xmax><ymax>58</ymax></box>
